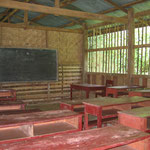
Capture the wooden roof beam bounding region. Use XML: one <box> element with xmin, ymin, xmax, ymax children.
<box><xmin>0</xmin><ymin>22</ymin><xmax>83</xmax><ymax>33</ymax></box>
<box><xmin>0</xmin><ymin>0</ymin><xmax>128</xmax><ymax>24</ymax></box>
<box><xmin>31</xmin><ymin>0</ymin><xmax>78</xmax><ymax>22</ymax></box>
<box><xmin>104</xmin><ymin>0</ymin><xmax>128</xmax><ymax>14</ymax></box>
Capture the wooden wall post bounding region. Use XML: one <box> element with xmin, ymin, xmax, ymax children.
<box><xmin>82</xmin><ymin>23</ymin><xmax>88</xmax><ymax>83</ymax></box>
<box><xmin>127</xmin><ymin>8</ymin><xmax>135</xmax><ymax>86</ymax></box>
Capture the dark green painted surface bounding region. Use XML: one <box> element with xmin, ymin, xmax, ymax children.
<box><xmin>0</xmin><ymin>48</ymin><xmax>57</xmax><ymax>82</ymax></box>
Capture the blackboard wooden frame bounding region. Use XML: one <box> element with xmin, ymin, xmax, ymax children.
<box><xmin>0</xmin><ymin>48</ymin><xmax>58</xmax><ymax>82</ymax></box>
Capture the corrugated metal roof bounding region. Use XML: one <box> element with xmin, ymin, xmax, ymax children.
<box><xmin>0</xmin><ymin>0</ymin><xmax>149</xmax><ymax>29</ymax></box>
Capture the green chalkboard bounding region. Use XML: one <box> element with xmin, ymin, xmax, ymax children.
<box><xmin>0</xmin><ymin>48</ymin><xmax>58</xmax><ymax>82</ymax></box>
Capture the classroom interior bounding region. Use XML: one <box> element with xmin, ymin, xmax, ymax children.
<box><xmin>0</xmin><ymin>0</ymin><xmax>150</xmax><ymax>149</ymax></box>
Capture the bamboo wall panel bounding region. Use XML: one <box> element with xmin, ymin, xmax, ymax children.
<box><xmin>0</xmin><ymin>26</ymin><xmax>83</xmax><ymax>102</ymax></box>
<box><xmin>1</xmin><ymin>27</ymin><xmax>46</xmax><ymax>48</ymax></box>
<box><xmin>58</xmin><ymin>32</ymin><xmax>83</xmax><ymax>65</ymax></box>
<box><xmin>47</xmin><ymin>31</ymin><xmax>83</xmax><ymax>65</ymax></box>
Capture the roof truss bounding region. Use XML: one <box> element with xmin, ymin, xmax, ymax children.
<box><xmin>0</xmin><ymin>0</ymin><xmax>127</xmax><ymax>24</ymax></box>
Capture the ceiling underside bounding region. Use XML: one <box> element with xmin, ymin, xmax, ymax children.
<box><xmin>0</xmin><ymin>0</ymin><xmax>150</xmax><ymax>29</ymax></box>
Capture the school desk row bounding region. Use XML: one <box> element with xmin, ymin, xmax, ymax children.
<box><xmin>70</xmin><ymin>83</ymin><xmax>150</xmax><ymax>99</ymax></box>
<box><xmin>0</xmin><ymin>97</ymin><xmax>150</xmax><ymax>149</ymax></box>
<box><xmin>0</xmin><ymin>107</ymin><xmax>150</xmax><ymax>149</ymax></box>
<box><xmin>60</xmin><ymin>96</ymin><xmax>150</xmax><ymax>129</ymax></box>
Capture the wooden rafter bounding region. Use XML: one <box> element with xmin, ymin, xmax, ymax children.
<box><xmin>88</xmin><ymin>6</ymin><xmax>150</xmax><ymax>30</ymax></box>
<box><xmin>0</xmin><ymin>0</ymin><xmax>127</xmax><ymax>24</ymax></box>
<box><xmin>0</xmin><ymin>22</ymin><xmax>83</xmax><ymax>33</ymax></box>
<box><xmin>0</xmin><ymin>8</ymin><xmax>11</xmax><ymax>20</ymax></box>
<box><xmin>31</xmin><ymin>0</ymin><xmax>78</xmax><ymax>22</ymax></box>
<box><xmin>61</xmin><ymin>0</ymin><xmax>147</xmax><ymax>28</ymax></box>
<box><xmin>104</xmin><ymin>0</ymin><xmax>128</xmax><ymax>14</ymax></box>
<box><xmin>60</xmin><ymin>18</ymin><xmax>83</xmax><ymax>28</ymax></box>
<box><xmin>1</xmin><ymin>0</ymin><xmax>30</xmax><ymax>22</ymax></box>
<box><xmin>60</xmin><ymin>0</ymin><xmax>77</xmax><ymax>7</ymax></box>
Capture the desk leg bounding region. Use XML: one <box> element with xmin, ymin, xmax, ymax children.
<box><xmin>70</xmin><ymin>85</ymin><xmax>73</xmax><ymax>100</ymax></box>
<box><xmin>106</xmin><ymin>88</ymin><xmax>109</xmax><ymax>97</ymax></box>
<box><xmin>113</xmin><ymin>91</ymin><xmax>118</xmax><ymax>98</ymax></box>
<box><xmin>21</xmin><ymin>104</ymin><xmax>25</xmax><ymax>110</ymax></box>
<box><xmin>84</xmin><ymin>106</ymin><xmax>89</xmax><ymax>130</ymax></box>
<box><xmin>97</xmin><ymin>107</ymin><xmax>102</xmax><ymax>128</ymax></box>
<box><xmin>84</xmin><ymin>113</ymin><xmax>89</xmax><ymax>130</ymax></box>
<box><xmin>78</xmin><ymin>115</ymin><xmax>83</xmax><ymax>131</ymax></box>
<box><xmin>86</xmin><ymin>90</ymin><xmax>90</xmax><ymax>99</ymax></box>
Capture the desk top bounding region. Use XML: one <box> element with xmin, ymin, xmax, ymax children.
<box><xmin>130</xmin><ymin>89</ymin><xmax>150</xmax><ymax>93</ymax></box>
<box><xmin>107</xmin><ymin>85</ymin><xmax>142</xmax><ymax>89</ymax></box>
<box><xmin>0</xmin><ymin>101</ymin><xmax>24</xmax><ymax>106</ymax></box>
<box><xmin>0</xmin><ymin>110</ymin><xmax>81</xmax><ymax>127</ymax></box>
<box><xmin>118</xmin><ymin>106</ymin><xmax>150</xmax><ymax>118</ymax></box>
<box><xmin>61</xmin><ymin>97</ymin><xmax>109</xmax><ymax>105</ymax></box>
<box><xmin>83</xmin><ymin>96</ymin><xmax>150</xmax><ymax>107</ymax></box>
<box><xmin>71</xmin><ymin>84</ymin><xmax>105</xmax><ymax>88</ymax></box>
<box><xmin>1</xmin><ymin>125</ymin><xmax>149</xmax><ymax>150</ymax></box>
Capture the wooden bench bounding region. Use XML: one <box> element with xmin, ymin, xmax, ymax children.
<box><xmin>129</xmin><ymin>89</ymin><xmax>150</xmax><ymax>97</ymax></box>
<box><xmin>0</xmin><ymin>89</ymin><xmax>16</xmax><ymax>101</ymax></box>
<box><xmin>118</xmin><ymin>106</ymin><xmax>150</xmax><ymax>132</ymax></box>
<box><xmin>0</xmin><ymin>110</ymin><xmax>82</xmax><ymax>144</ymax></box>
<box><xmin>0</xmin><ymin>101</ymin><xmax>25</xmax><ymax>111</ymax></box>
<box><xmin>0</xmin><ymin>125</ymin><xmax>149</xmax><ymax>150</ymax></box>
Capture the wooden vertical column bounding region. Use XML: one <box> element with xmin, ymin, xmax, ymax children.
<box><xmin>55</xmin><ymin>0</ymin><xmax>60</xmax><ymax>8</ymax></box>
<box><xmin>127</xmin><ymin>8</ymin><xmax>135</xmax><ymax>86</ymax></box>
<box><xmin>82</xmin><ymin>24</ymin><xmax>88</xmax><ymax>83</ymax></box>
<box><xmin>24</xmin><ymin>10</ymin><xmax>28</xmax><ymax>28</ymax></box>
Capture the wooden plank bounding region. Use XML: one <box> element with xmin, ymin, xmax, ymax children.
<box><xmin>0</xmin><ymin>0</ymin><xmax>128</xmax><ymax>24</ymax></box>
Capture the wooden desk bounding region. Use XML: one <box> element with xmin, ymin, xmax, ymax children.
<box><xmin>0</xmin><ymin>101</ymin><xmax>25</xmax><ymax>111</ymax></box>
<box><xmin>118</xmin><ymin>106</ymin><xmax>150</xmax><ymax>132</ymax></box>
<box><xmin>83</xmin><ymin>97</ymin><xmax>150</xmax><ymax>129</ymax></box>
<box><xmin>129</xmin><ymin>89</ymin><xmax>150</xmax><ymax>97</ymax></box>
<box><xmin>60</xmin><ymin>99</ymin><xmax>118</xmax><ymax>128</ymax></box>
<box><xmin>0</xmin><ymin>89</ymin><xmax>16</xmax><ymax>101</ymax></box>
<box><xmin>106</xmin><ymin>86</ymin><xmax>143</xmax><ymax>98</ymax></box>
<box><xmin>0</xmin><ymin>110</ymin><xmax>82</xmax><ymax>144</ymax></box>
<box><xmin>70</xmin><ymin>84</ymin><xmax>106</xmax><ymax>100</ymax></box>
<box><xmin>0</xmin><ymin>125</ymin><xmax>150</xmax><ymax>150</ymax></box>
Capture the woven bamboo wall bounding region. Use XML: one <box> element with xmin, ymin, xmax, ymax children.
<box><xmin>0</xmin><ymin>27</ymin><xmax>83</xmax><ymax>102</ymax></box>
